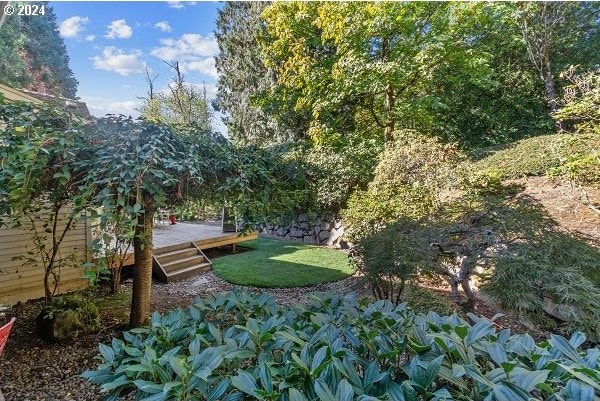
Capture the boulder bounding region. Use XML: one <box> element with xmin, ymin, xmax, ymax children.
<box><xmin>543</xmin><ymin>297</ymin><xmax>576</xmax><ymax>322</ymax></box>
<box><xmin>290</xmin><ymin>228</ymin><xmax>304</xmax><ymax>238</ymax></box>
<box><xmin>318</xmin><ymin>230</ymin><xmax>330</xmax><ymax>240</ymax></box>
<box><xmin>303</xmin><ymin>235</ymin><xmax>318</xmax><ymax>244</ymax></box>
<box><xmin>321</xmin><ymin>221</ymin><xmax>333</xmax><ymax>231</ymax></box>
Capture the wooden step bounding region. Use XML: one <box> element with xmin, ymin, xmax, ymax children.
<box><xmin>156</xmin><ymin>247</ymin><xmax>200</xmax><ymax>264</ymax></box>
<box><xmin>162</xmin><ymin>255</ymin><xmax>206</xmax><ymax>273</ymax></box>
<box><xmin>153</xmin><ymin>242</ymin><xmax>194</xmax><ymax>255</ymax></box>
<box><xmin>165</xmin><ymin>262</ymin><xmax>212</xmax><ymax>282</ymax></box>
<box><xmin>152</xmin><ymin>242</ymin><xmax>212</xmax><ymax>283</ymax></box>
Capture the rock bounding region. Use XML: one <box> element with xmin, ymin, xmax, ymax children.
<box><xmin>338</xmin><ymin>240</ymin><xmax>350</xmax><ymax>249</ymax></box>
<box><xmin>334</xmin><ymin>220</ymin><xmax>343</xmax><ymax>229</ymax></box>
<box><xmin>276</xmin><ymin>227</ymin><xmax>289</xmax><ymax>236</ymax></box>
<box><xmin>321</xmin><ymin>221</ymin><xmax>333</xmax><ymax>231</ymax></box>
<box><xmin>265</xmin><ymin>222</ymin><xmax>274</xmax><ymax>230</ymax></box>
<box><xmin>300</xmin><ymin>222</ymin><xmax>310</xmax><ymax>230</ymax></box>
<box><xmin>303</xmin><ymin>235</ymin><xmax>318</xmax><ymax>244</ymax></box>
<box><xmin>543</xmin><ymin>297</ymin><xmax>576</xmax><ymax>321</ymax></box>
<box><xmin>298</xmin><ymin>213</ymin><xmax>309</xmax><ymax>223</ymax></box>
<box><xmin>318</xmin><ymin>230</ymin><xmax>330</xmax><ymax>240</ymax></box>
<box><xmin>289</xmin><ymin>228</ymin><xmax>304</xmax><ymax>238</ymax></box>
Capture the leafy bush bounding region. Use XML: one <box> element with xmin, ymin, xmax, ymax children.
<box><xmin>482</xmin><ymin>233</ymin><xmax>600</xmax><ymax>341</ymax></box>
<box><xmin>37</xmin><ymin>295</ymin><xmax>101</xmax><ymax>342</ymax></box>
<box><xmin>83</xmin><ymin>291</ymin><xmax>600</xmax><ymax>401</ymax></box>
<box><xmin>343</xmin><ymin>184</ymin><xmax>434</xmax><ymax>241</ymax></box>
<box><xmin>342</xmin><ymin>131</ymin><xmax>457</xmax><ymax>241</ymax></box>
<box><xmin>469</xmin><ymin>134</ymin><xmax>570</xmax><ymax>180</ymax></box>
<box><xmin>351</xmin><ymin>221</ymin><xmax>435</xmax><ymax>304</ymax></box>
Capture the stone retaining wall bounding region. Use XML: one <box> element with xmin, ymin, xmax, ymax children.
<box><xmin>259</xmin><ymin>212</ymin><xmax>347</xmax><ymax>248</ymax></box>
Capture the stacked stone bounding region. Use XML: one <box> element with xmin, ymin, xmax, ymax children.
<box><xmin>260</xmin><ymin>212</ymin><xmax>346</xmax><ymax>247</ymax></box>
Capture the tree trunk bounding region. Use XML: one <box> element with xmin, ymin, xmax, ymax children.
<box><xmin>129</xmin><ymin>208</ymin><xmax>155</xmax><ymax>328</ymax></box>
<box><xmin>384</xmin><ymin>83</ymin><xmax>395</xmax><ymax>142</ymax></box>
<box><xmin>111</xmin><ymin>267</ymin><xmax>121</xmax><ymax>294</ymax></box>
<box><xmin>381</xmin><ymin>37</ymin><xmax>395</xmax><ymax>142</ymax></box>
<box><xmin>541</xmin><ymin>61</ymin><xmax>558</xmax><ymax>114</ymax></box>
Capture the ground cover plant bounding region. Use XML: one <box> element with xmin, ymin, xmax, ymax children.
<box><xmin>83</xmin><ymin>290</ymin><xmax>600</xmax><ymax>401</ymax></box>
<box><xmin>212</xmin><ymin>239</ymin><xmax>353</xmax><ymax>288</ymax></box>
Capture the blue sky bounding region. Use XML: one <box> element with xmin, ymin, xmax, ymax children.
<box><xmin>51</xmin><ymin>1</ymin><xmax>225</xmax><ymax>132</ymax></box>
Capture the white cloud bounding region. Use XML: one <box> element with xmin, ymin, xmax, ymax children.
<box><xmin>180</xmin><ymin>58</ymin><xmax>218</xmax><ymax>79</ymax></box>
<box><xmin>84</xmin><ymin>96</ymin><xmax>141</xmax><ymax>118</ymax></box>
<box><xmin>105</xmin><ymin>19</ymin><xmax>133</xmax><ymax>39</ymax></box>
<box><xmin>59</xmin><ymin>16</ymin><xmax>89</xmax><ymax>38</ymax></box>
<box><xmin>154</xmin><ymin>21</ymin><xmax>172</xmax><ymax>33</ymax></box>
<box><xmin>85</xmin><ymin>35</ymin><xmax>96</xmax><ymax>42</ymax></box>
<box><xmin>167</xmin><ymin>1</ymin><xmax>197</xmax><ymax>9</ymax></box>
<box><xmin>151</xmin><ymin>34</ymin><xmax>218</xmax><ymax>61</ymax></box>
<box><xmin>91</xmin><ymin>47</ymin><xmax>146</xmax><ymax>76</ymax></box>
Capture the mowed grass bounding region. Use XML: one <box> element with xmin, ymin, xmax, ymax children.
<box><xmin>212</xmin><ymin>238</ymin><xmax>354</xmax><ymax>287</ymax></box>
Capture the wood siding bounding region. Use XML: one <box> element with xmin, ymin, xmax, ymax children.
<box><xmin>0</xmin><ymin>212</ymin><xmax>90</xmax><ymax>304</ymax></box>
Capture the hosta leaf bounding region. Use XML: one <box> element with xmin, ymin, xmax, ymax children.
<box><xmin>168</xmin><ymin>357</ymin><xmax>188</xmax><ymax>378</ymax></box>
<box><xmin>509</xmin><ymin>367</ymin><xmax>549</xmax><ymax>392</ymax></box>
<box><xmin>99</xmin><ymin>343</ymin><xmax>115</xmax><ymax>363</ymax></box>
<box><xmin>207</xmin><ymin>379</ymin><xmax>230</xmax><ymax>401</ymax></box>
<box><xmin>289</xmin><ymin>388</ymin><xmax>309</xmax><ymax>401</ymax></box>
<box><xmin>134</xmin><ymin>380</ymin><xmax>164</xmax><ymax>394</ymax></box>
<box><xmin>314</xmin><ymin>379</ymin><xmax>337</xmax><ymax>401</ymax></box>
<box><xmin>311</xmin><ymin>346</ymin><xmax>329</xmax><ymax>373</ymax></box>
<box><xmin>568</xmin><ymin>332</ymin><xmax>586</xmax><ymax>349</ymax></box>
<box><xmin>550</xmin><ymin>335</ymin><xmax>583</xmax><ymax>363</ymax></box>
<box><xmin>561</xmin><ymin>379</ymin><xmax>595</xmax><ymax>401</ymax></box>
<box><xmin>387</xmin><ymin>381</ymin><xmax>406</xmax><ymax>401</ymax></box>
<box><xmin>492</xmin><ymin>383</ymin><xmax>531</xmax><ymax>401</ymax></box>
<box><xmin>487</xmin><ymin>342</ymin><xmax>508</xmax><ymax>365</ymax></box>
<box><xmin>231</xmin><ymin>371</ymin><xmax>259</xmax><ymax>397</ymax></box>
<box><xmin>335</xmin><ymin>379</ymin><xmax>354</xmax><ymax>401</ymax></box>
<box><xmin>466</xmin><ymin>321</ymin><xmax>494</xmax><ymax>345</ymax></box>
<box><xmin>140</xmin><ymin>393</ymin><xmax>167</xmax><ymax>401</ymax></box>
<box><xmin>557</xmin><ymin>364</ymin><xmax>600</xmax><ymax>391</ymax></box>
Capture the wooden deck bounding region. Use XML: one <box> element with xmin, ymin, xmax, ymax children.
<box><xmin>120</xmin><ymin>222</ymin><xmax>257</xmax><ymax>266</ymax></box>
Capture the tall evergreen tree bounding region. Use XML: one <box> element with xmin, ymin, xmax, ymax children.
<box><xmin>215</xmin><ymin>2</ymin><xmax>303</xmax><ymax>145</ymax></box>
<box><xmin>0</xmin><ymin>1</ymin><xmax>78</xmax><ymax>98</ymax></box>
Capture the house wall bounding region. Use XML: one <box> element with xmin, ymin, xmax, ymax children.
<box><xmin>0</xmin><ymin>212</ymin><xmax>90</xmax><ymax>304</ymax></box>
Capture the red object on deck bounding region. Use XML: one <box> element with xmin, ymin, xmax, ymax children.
<box><xmin>0</xmin><ymin>317</ymin><xmax>16</xmax><ymax>356</ymax></box>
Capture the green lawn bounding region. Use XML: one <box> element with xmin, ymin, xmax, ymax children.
<box><xmin>212</xmin><ymin>238</ymin><xmax>354</xmax><ymax>287</ymax></box>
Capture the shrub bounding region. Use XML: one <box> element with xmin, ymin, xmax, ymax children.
<box><xmin>469</xmin><ymin>134</ymin><xmax>570</xmax><ymax>180</ymax></box>
<box><xmin>482</xmin><ymin>233</ymin><xmax>600</xmax><ymax>341</ymax></box>
<box><xmin>83</xmin><ymin>291</ymin><xmax>600</xmax><ymax>401</ymax></box>
<box><xmin>37</xmin><ymin>295</ymin><xmax>101</xmax><ymax>342</ymax></box>
<box><xmin>342</xmin><ymin>131</ymin><xmax>457</xmax><ymax>241</ymax></box>
<box><xmin>343</xmin><ymin>184</ymin><xmax>434</xmax><ymax>241</ymax></box>
<box><xmin>351</xmin><ymin>220</ymin><xmax>435</xmax><ymax>304</ymax></box>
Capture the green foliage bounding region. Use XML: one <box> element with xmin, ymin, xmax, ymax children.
<box><xmin>351</xmin><ymin>221</ymin><xmax>435</xmax><ymax>304</ymax></box>
<box><xmin>139</xmin><ymin>63</ymin><xmax>212</xmax><ymax>130</ymax></box>
<box><xmin>214</xmin><ymin>2</ymin><xmax>291</xmax><ymax>145</ymax></box>
<box><xmin>342</xmin><ymin>133</ymin><xmax>458</xmax><ymax>241</ymax></box>
<box><xmin>39</xmin><ymin>295</ymin><xmax>101</xmax><ymax>341</ymax></box>
<box><xmin>344</xmin><ymin>184</ymin><xmax>433</xmax><ymax>242</ymax></box>
<box><xmin>83</xmin><ymin>291</ymin><xmax>600</xmax><ymax>401</ymax></box>
<box><xmin>0</xmin><ymin>2</ymin><xmax>78</xmax><ymax>97</ymax></box>
<box><xmin>213</xmin><ymin>238</ymin><xmax>353</xmax><ymax>288</ymax></box>
<box><xmin>482</xmin><ymin>232</ymin><xmax>600</xmax><ymax>341</ymax></box>
<box><xmin>470</xmin><ymin>134</ymin><xmax>571</xmax><ymax>180</ymax></box>
<box><xmin>300</xmin><ymin>138</ymin><xmax>382</xmax><ymax>211</ymax></box>
<box><xmin>550</xmin><ymin>68</ymin><xmax>600</xmax><ymax>188</ymax></box>
<box><xmin>0</xmin><ymin>99</ymin><xmax>91</xmax><ymax>300</ymax></box>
